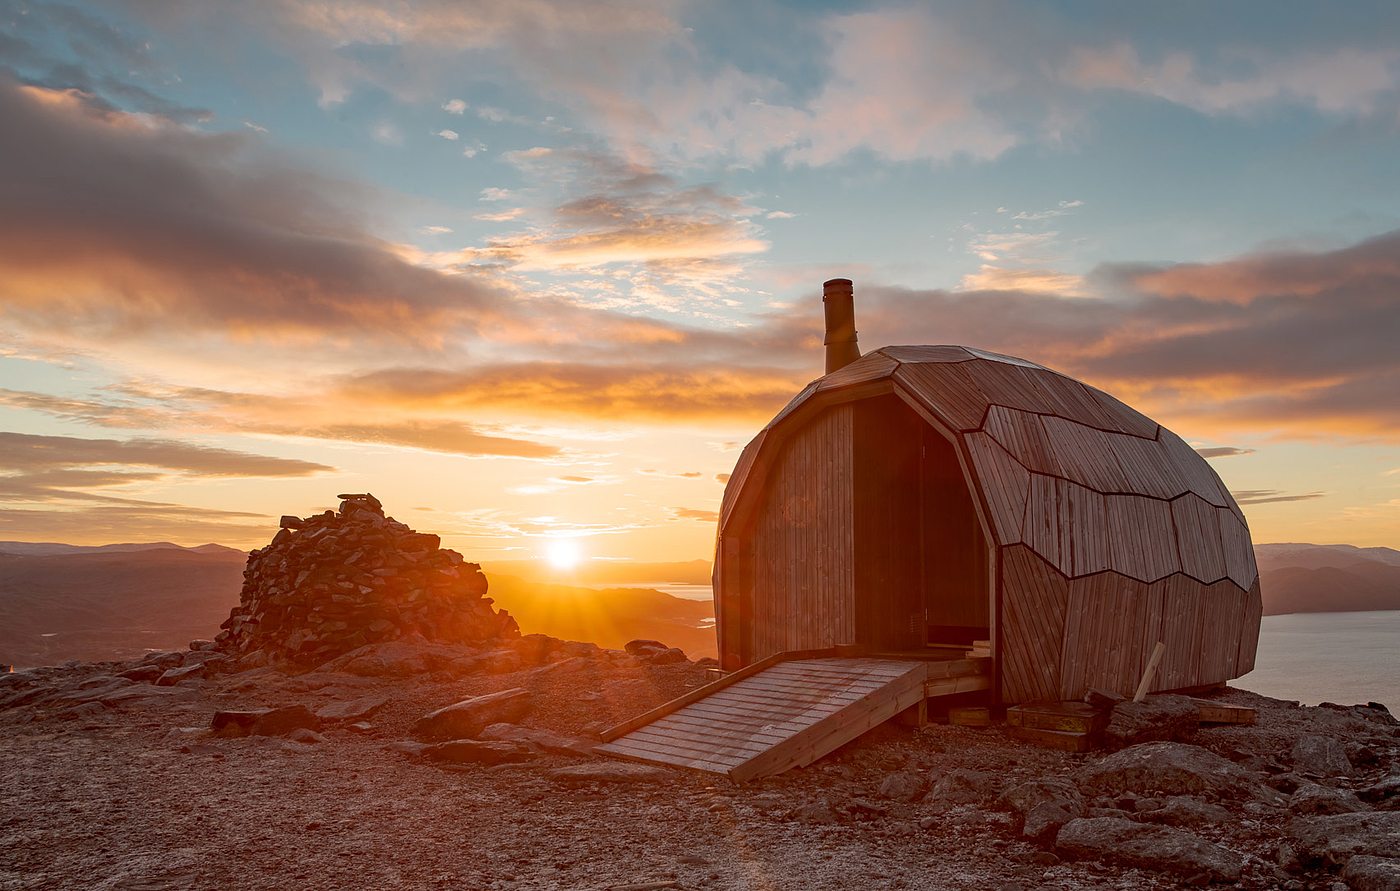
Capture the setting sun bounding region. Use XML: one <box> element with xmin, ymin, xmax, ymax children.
<box><xmin>545</xmin><ymin>539</ymin><xmax>584</xmax><ymax>570</ymax></box>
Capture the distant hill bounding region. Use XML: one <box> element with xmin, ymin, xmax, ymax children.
<box><xmin>0</xmin><ymin>543</ymin><xmax>715</xmax><ymax>669</ymax></box>
<box><xmin>1256</xmin><ymin>542</ymin><xmax>1400</xmax><ymax>616</ymax></box>
<box><xmin>0</xmin><ymin>541</ymin><xmax>245</xmax><ymax>557</ymax></box>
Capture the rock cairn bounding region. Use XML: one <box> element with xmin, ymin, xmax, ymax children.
<box><xmin>215</xmin><ymin>494</ymin><xmax>519</xmax><ymax>664</ymax></box>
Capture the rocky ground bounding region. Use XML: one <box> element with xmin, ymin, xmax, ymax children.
<box><xmin>2</xmin><ymin>636</ymin><xmax>1398</xmax><ymax>891</ymax></box>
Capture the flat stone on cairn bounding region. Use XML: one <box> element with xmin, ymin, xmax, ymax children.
<box><xmin>215</xmin><ymin>493</ymin><xmax>520</xmax><ymax>664</ymax></box>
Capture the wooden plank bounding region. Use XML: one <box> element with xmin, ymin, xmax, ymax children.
<box><xmin>728</xmin><ymin>665</ymin><xmax>926</xmax><ymax>781</ymax></box>
<box><xmin>1084</xmin><ymin>386</ymin><xmax>1160</xmax><ymax>439</ymax></box>
<box><xmin>1171</xmin><ymin>494</ymin><xmax>1227</xmax><ymax>584</ymax></box>
<box><xmin>1006</xmin><ymin>701</ymin><xmax>1109</xmax><ymax>733</ymax></box>
<box><xmin>646</xmin><ymin>714</ymin><xmax>796</xmax><ymax>743</ymax></box>
<box><xmin>816</xmin><ymin>352</ymin><xmax>898</xmax><ymax>391</ymax></box>
<box><xmin>983</xmin><ymin>405</ymin><xmax>1063</xmax><ymax>476</ymax></box>
<box><xmin>1104</xmin><ymin>432</ymin><xmax>1186</xmax><ymax>500</ymax></box>
<box><xmin>1000</xmin><ymin>544</ymin><xmax>1068</xmax><ymax>703</ymax></box>
<box><xmin>1007</xmin><ymin>725</ymin><xmax>1101</xmax><ymax>752</ymax></box>
<box><xmin>961</xmin><ymin>360</ymin><xmax>1056</xmax><ymax>415</ymax></box>
<box><xmin>1021</xmin><ymin>368</ymin><xmax>1126</xmax><ymax>432</ymax></box>
<box><xmin>719</xmin><ymin>430</ymin><xmax>767</xmax><ymax>532</ymax></box>
<box><xmin>925</xmin><ymin>675</ymin><xmax>991</xmax><ymax>697</ymax></box>
<box><xmin>624</xmin><ymin>727</ymin><xmax>772</xmax><ymax>759</ymax></box>
<box><xmin>892</xmin><ymin>362</ymin><xmax>989</xmax><ymax>431</ymax></box>
<box><xmin>1192</xmin><ymin>699</ymin><xmax>1256</xmax><ymax>725</ymax></box>
<box><xmin>963</xmin><ymin>347</ymin><xmax>1046</xmax><ymax>369</ymax></box>
<box><xmin>881</xmin><ymin>345</ymin><xmax>974</xmax><ymax>363</ymax></box>
<box><xmin>1157</xmin><ymin>428</ymin><xmax>1230</xmax><ymax>508</ymax></box>
<box><xmin>595</xmin><ymin>738</ymin><xmax>744</xmax><ymax>773</ymax></box>
<box><xmin>1236</xmin><ymin>577</ymin><xmax>1263</xmax><ymax>676</ymax></box>
<box><xmin>1105</xmin><ymin>495</ymin><xmax>1181</xmax><ymax>583</ymax></box>
<box><xmin>964</xmin><ymin>431</ymin><xmax>1030</xmax><ymax>545</ymax></box>
<box><xmin>1217</xmin><ymin>507</ymin><xmax>1257</xmax><ymax>591</ymax></box>
<box><xmin>924</xmin><ymin>657</ymin><xmax>992</xmax><ymax>679</ymax></box>
<box><xmin>601</xmin><ymin>648</ymin><xmax>837</xmax><ymax>742</ymax></box>
<box><xmin>1063</xmin><ymin>481</ymin><xmax>1109</xmax><ymax>576</ymax></box>
<box><xmin>1040</xmin><ymin>416</ymin><xmax>1133</xmax><ymax>493</ymax></box>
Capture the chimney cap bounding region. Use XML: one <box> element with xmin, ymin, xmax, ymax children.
<box><xmin>823</xmin><ymin>278</ymin><xmax>853</xmax><ymax>293</ymax></box>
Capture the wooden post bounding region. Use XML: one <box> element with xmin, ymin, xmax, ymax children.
<box><xmin>1133</xmin><ymin>641</ymin><xmax>1166</xmax><ymax>702</ymax></box>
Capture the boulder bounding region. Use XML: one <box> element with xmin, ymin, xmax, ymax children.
<box><xmin>1292</xmin><ymin>733</ymin><xmax>1355</xmax><ymax>777</ymax></box>
<box><xmin>413</xmin><ymin>688</ymin><xmax>531</xmax><ymax>741</ymax></box>
<box><xmin>1023</xmin><ymin>802</ymin><xmax>1076</xmax><ymax>842</ymax></box>
<box><xmin>118</xmin><ymin>665</ymin><xmax>165</xmax><ymax>683</ymax></box>
<box><xmin>996</xmin><ymin>778</ymin><xmax>1086</xmax><ymax>821</ymax></box>
<box><xmin>878</xmin><ymin>771</ymin><xmax>928</xmax><ymax>803</ymax></box>
<box><xmin>1289</xmin><ymin>783</ymin><xmax>1369</xmax><ymax>815</ymax></box>
<box><xmin>252</xmin><ymin>705</ymin><xmax>321</xmax><ymax>737</ymax></box>
<box><xmin>212</xmin><ymin>709</ymin><xmax>271</xmax><ymax>735</ymax></box>
<box><xmin>1360</xmin><ymin>775</ymin><xmax>1400</xmax><ymax>807</ymax></box>
<box><xmin>154</xmin><ymin>663</ymin><xmax>205</xmax><ymax>686</ymax></box>
<box><xmin>1076</xmin><ymin>742</ymin><xmax>1282</xmax><ymax>804</ymax></box>
<box><xmin>315</xmin><ymin>694</ymin><xmax>391</xmax><ymax>723</ymax></box>
<box><xmin>1055</xmin><ymin>817</ymin><xmax>1242</xmax><ymax>880</ymax></box>
<box><xmin>927</xmin><ymin>768</ymin><xmax>1000</xmax><ymax>806</ymax></box>
<box><xmin>1287</xmin><ymin>812</ymin><xmax>1400</xmax><ymax>867</ymax></box>
<box><xmin>1342</xmin><ymin>855</ymin><xmax>1400</xmax><ymax>891</ymax></box>
<box><xmin>623</xmin><ymin>639</ymin><xmax>668</xmax><ymax>656</ymax></box>
<box><xmin>423</xmin><ymin>740</ymin><xmax>536</xmax><ymax>765</ymax></box>
<box><xmin>546</xmin><ymin>762</ymin><xmax>674</xmax><ymax>786</ymax></box>
<box><xmin>478</xmin><ymin>724</ymin><xmax>598</xmax><ymax>757</ymax></box>
<box><xmin>1136</xmin><ymin>796</ymin><xmax>1233</xmax><ymax>827</ymax></box>
<box><xmin>1102</xmin><ymin>694</ymin><xmax>1200</xmax><ymax>750</ymax></box>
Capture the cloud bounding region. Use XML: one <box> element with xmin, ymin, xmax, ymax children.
<box><xmin>442</xmin><ymin>98</ymin><xmax>467</xmax><ymax>114</ymax></box>
<box><xmin>436</xmin><ymin>129</ymin><xmax>459</xmax><ymax>140</ymax></box>
<box><xmin>1231</xmin><ymin>490</ymin><xmax>1328</xmax><ymax>505</ymax></box>
<box><xmin>639</xmin><ymin>469</ymin><xmax>703</xmax><ymax>479</ymax></box>
<box><xmin>0</xmin><ymin>432</ymin><xmax>327</xmax><ymax>543</ymax></box>
<box><xmin>0</xmin><ymin>388</ymin><xmax>563</xmax><ymax>460</ymax></box>
<box><xmin>715</xmin><ymin>473</ymin><xmax>730</xmax><ymax>484</ymax></box>
<box><xmin>766</xmin><ymin>211</ymin><xmax>796</xmax><ymax>219</ymax></box>
<box><xmin>0</xmin><ymin>77</ymin><xmax>516</xmax><ymax>347</ymax></box>
<box><xmin>0</xmin><ymin>432</ymin><xmax>332</xmax><ymax>477</ymax></box>
<box><xmin>1065</xmin><ymin>44</ymin><xmax>1400</xmax><ymax>117</ymax></box>
<box><xmin>1196</xmin><ymin>447</ymin><xmax>1256</xmax><ymax>458</ymax></box>
<box><xmin>339</xmin><ymin>362</ymin><xmax>808</xmax><ymax>421</ymax></box>
<box><xmin>669</xmin><ymin>507</ymin><xmax>719</xmax><ymax>522</ymax></box>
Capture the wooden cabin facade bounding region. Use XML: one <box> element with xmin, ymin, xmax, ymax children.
<box><xmin>713</xmin><ymin>290</ymin><xmax>1261</xmax><ymax>705</ymax></box>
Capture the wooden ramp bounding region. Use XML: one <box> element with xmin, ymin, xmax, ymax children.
<box><xmin>596</xmin><ymin>655</ymin><xmax>928</xmax><ymax>782</ymax></box>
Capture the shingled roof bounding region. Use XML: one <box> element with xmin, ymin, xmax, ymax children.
<box><xmin>720</xmin><ymin>345</ymin><xmax>1257</xmax><ymax>594</ymax></box>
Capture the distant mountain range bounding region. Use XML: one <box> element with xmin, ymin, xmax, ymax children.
<box><xmin>0</xmin><ymin>542</ymin><xmax>717</xmax><ymax>669</ymax></box>
<box><xmin>1256</xmin><ymin>542</ymin><xmax>1400</xmax><ymax>616</ymax></box>
<box><xmin>2</xmin><ymin>539</ymin><xmax>1396</xmax><ymax>669</ymax></box>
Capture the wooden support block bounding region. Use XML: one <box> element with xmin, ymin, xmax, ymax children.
<box><xmin>1191</xmin><ymin>698</ymin><xmax>1256</xmax><ymax>725</ymax></box>
<box><xmin>1006</xmin><ymin>701</ymin><xmax>1109</xmax><ymax>734</ymax></box>
<box><xmin>925</xmin><ymin>675</ymin><xmax>992</xmax><ymax>698</ymax></box>
<box><xmin>895</xmin><ymin>698</ymin><xmax>928</xmax><ymax>727</ymax></box>
<box><xmin>1007</xmin><ymin>724</ymin><xmax>1101</xmax><ymax>752</ymax></box>
<box><xmin>949</xmin><ymin>706</ymin><xmax>991</xmax><ymax>727</ymax></box>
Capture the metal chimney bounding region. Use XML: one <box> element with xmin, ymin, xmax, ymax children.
<box><xmin>822</xmin><ymin>278</ymin><xmax>860</xmax><ymax>374</ymax></box>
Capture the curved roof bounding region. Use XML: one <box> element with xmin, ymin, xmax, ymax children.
<box><xmin>720</xmin><ymin>346</ymin><xmax>1257</xmax><ymax>591</ymax></box>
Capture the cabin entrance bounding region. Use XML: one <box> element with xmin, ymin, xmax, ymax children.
<box><xmin>852</xmin><ymin>395</ymin><xmax>989</xmax><ymax>654</ymax></box>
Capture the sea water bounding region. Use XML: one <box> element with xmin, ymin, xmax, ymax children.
<box><xmin>1237</xmin><ymin>610</ymin><xmax>1400</xmax><ymax>707</ymax></box>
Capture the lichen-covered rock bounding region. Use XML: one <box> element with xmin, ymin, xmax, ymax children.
<box><xmin>1055</xmin><ymin>816</ymin><xmax>1242</xmax><ymax>880</ymax></box>
<box><xmin>1289</xmin><ymin>783</ymin><xmax>1369</xmax><ymax>815</ymax></box>
<box><xmin>1102</xmin><ymin>694</ymin><xmax>1200</xmax><ymax>750</ymax></box>
<box><xmin>1287</xmin><ymin>812</ymin><xmax>1400</xmax><ymax>868</ymax></box>
<box><xmin>1076</xmin><ymin>741</ymin><xmax>1282</xmax><ymax>804</ymax></box>
<box><xmin>413</xmin><ymin>688</ymin><xmax>531</xmax><ymax>741</ymax></box>
<box><xmin>1342</xmin><ymin>854</ymin><xmax>1400</xmax><ymax>891</ymax></box>
<box><xmin>1291</xmin><ymin>733</ymin><xmax>1355</xmax><ymax>777</ymax></box>
<box><xmin>215</xmin><ymin>494</ymin><xmax>519</xmax><ymax>664</ymax></box>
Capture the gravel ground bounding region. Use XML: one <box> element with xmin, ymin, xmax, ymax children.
<box><xmin>2</xmin><ymin>643</ymin><xmax>1395</xmax><ymax>891</ymax></box>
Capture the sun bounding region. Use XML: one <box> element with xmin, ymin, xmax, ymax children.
<box><xmin>545</xmin><ymin>539</ymin><xmax>584</xmax><ymax>570</ymax></box>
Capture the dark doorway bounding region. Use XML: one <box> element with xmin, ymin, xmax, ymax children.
<box><xmin>853</xmin><ymin>395</ymin><xmax>989</xmax><ymax>652</ymax></box>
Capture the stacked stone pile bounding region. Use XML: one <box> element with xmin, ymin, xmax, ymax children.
<box><xmin>215</xmin><ymin>493</ymin><xmax>519</xmax><ymax>663</ymax></box>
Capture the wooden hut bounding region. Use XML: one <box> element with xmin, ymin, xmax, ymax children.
<box><xmin>713</xmin><ymin>279</ymin><xmax>1262</xmax><ymax>704</ymax></box>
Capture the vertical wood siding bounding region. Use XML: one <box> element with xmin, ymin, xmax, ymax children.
<box><xmin>746</xmin><ymin>405</ymin><xmax>855</xmax><ymax>662</ymax></box>
<box><xmin>999</xmin><ymin>545</ymin><xmax>1067</xmax><ymax>703</ymax></box>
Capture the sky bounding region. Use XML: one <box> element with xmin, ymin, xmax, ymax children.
<box><xmin>2</xmin><ymin>0</ymin><xmax>1399</xmax><ymax>569</ymax></box>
